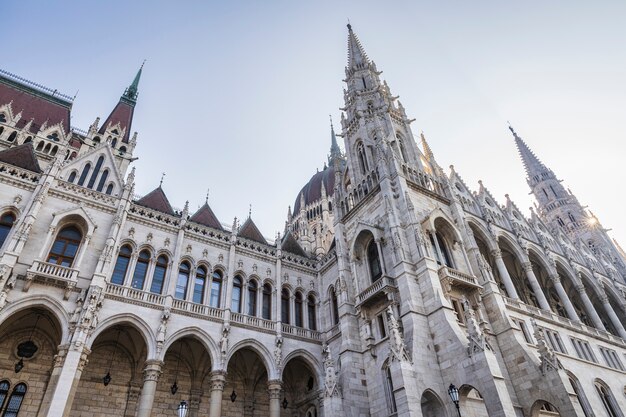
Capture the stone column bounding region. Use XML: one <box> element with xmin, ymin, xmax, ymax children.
<box><xmin>575</xmin><ymin>284</ymin><xmax>606</xmax><ymax>331</ymax></box>
<box><xmin>45</xmin><ymin>345</ymin><xmax>90</xmax><ymax>417</ymax></box>
<box><xmin>522</xmin><ymin>262</ymin><xmax>551</xmax><ymax>311</ymax></box>
<box><xmin>37</xmin><ymin>344</ymin><xmax>69</xmax><ymax>417</ymax></box>
<box><xmin>267</xmin><ymin>379</ymin><xmax>282</xmax><ymax>417</ymax></box>
<box><xmin>490</xmin><ymin>249</ymin><xmax>519</xmax><ymax>299</ymax></box>
<box><xmin>549</xmin><ymin>274</ymin><xmax>579</xmax><ymax>322</ymax></box>
<box><xmin>208</xmin><ymin>371</ymin><xmax>226</xmax><ymax>417</ymax></box>
<box><xmin>136</xmin><ymin>360</ymin><xmax>163</xmax><ymax>417</ymax></box>
<box><xmin>599</xmin><ymin>292</ymin><xmax>626</xmax><ymax>340</ymax></box>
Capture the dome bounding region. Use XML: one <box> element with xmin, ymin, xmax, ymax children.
<box><xmin>293</xmin><ymin>166</ymin><xmax>336</xmax><ymax>213</ymax></box>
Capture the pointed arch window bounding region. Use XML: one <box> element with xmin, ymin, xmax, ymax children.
<box><xmin>96</xmin><ymin>169</ymin><xmax>109</xmax><ymax>192</ymax></box>
<box><xmin>307</xmin><ymin>294</ymin><xmax>317</xmax><ymax>330</ymax></box>
<box><xmin>175</xmin><ymin>262</ymin><xmax>190</xmax><ymax>300</ymax></box>
<box><xmin>105</xmin><ymin>184</ymin><xmax>114</xmax><ymax>195</ymax></box>
<box><xmin>111</xmin><ymin>245</ymin><xmax>132</xmax><ymax>285</ymax></box>
<box><xmin>262</xmin><ymin>283</ymin><xmax>272</xmax><ymax>320</ymax></box>
<box><xmin>150</xmin><ymin>255</ymin><xmax>168</xmax><ymax>294</ymax></box>
<box><xmin>231</xmin><ymin>275</ymin><xmax>243</xmax><ymax>313</ymax></box>
<box><xmin>0</xmin><ymin>381</ymin><xmax>9</xmax><ymax>412</ymax></box>
<box><xmin>77</xmin><ymin>163</ymin><xmax>91</xmax><ymax>186</ymax></box>
<box><xmin>430</xmin><ymin>232</ymin><xmax>453</xmax><ymax>267</ymax></box>
<box><xmin>67</xmin><ymin>171</ymin><xmax>77</xmax><ymax>183</ymax></box>
<box><xmin>193</xmin><ymin>266</ymin><xmax>207</xmax><ymax>304</ymax></box>
<box><xmin>209</xmin><ymin>271</ymin><xmax>222</xmax><ymax>308</ymax></box>
<box><xmin>0</xmin><ymin>212</ymin><xmax>16</xmax><ymax>248</ymax></box>
<box><xmin>131</xmin><ymin>250</ymin><xmax>150</xmax><ymax>289</ymax></box>
<box><xmin>383</xmin><ymin>364</ymin><xmax>397</xmax><ymax>413</ymax></box>
<box><xmin>47</xmin><ymin>225</ymin><xmax>82</xmax><ymax>267</ymax></box>
<box><xmin>569</xmin><ymin>376</ymin><xmax>593</xmax><ymax>417</ymax></box>
<box><xmin>295</xmin><ymin>292</ymin><xmax>304</xmax><ymax>327</ymax></box>
<box><xmin>595</xmin><ymin>382</ymin><xmax>622</xmax><ymax>417</ymax></box>
<box><xmin>3</xmin><ymin>383</ymin><xmax>27</xmax><ymax>417</ymax></box>
<box><xmin>87</xmin><ymin>156</ymin><xmax>105</xmax><ymax>189</ymax></box>
<box><xmin>330</xmin><ymin>287</ymin><xmax>339</xmax><ymax>325</ymax></box>
<box><xmin>281</xmin><ymin>288</ymin><xmax>290</xmax><ymax>324</ymax></box>
<box><xmin>247</xmin><ymin>280</ymin><xmax>258</xmax><ymax>316</ymax></box>
<box><xmin>367</xmin><ymin>240</ymin><xmax>382</xmax><ymax>282</ymax></box>
<box><xmin>357</xmin><ymin>143</ymin><xmax>369</xmax><ymax>174</ymax></box>
<box><xmin>111</xmin><ymin>138</ymin><xmax>117</xmax><ymax>148</ymax></box>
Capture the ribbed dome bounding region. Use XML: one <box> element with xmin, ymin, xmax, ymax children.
<box><xmin>293</xmin><ymin>166</ymin><xmax>336</xmax><ymax>213</ymax></box>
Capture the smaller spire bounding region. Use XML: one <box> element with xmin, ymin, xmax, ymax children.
<box><xmin>205</xmin><ymin>188</ymin><xmax>210</xmax><ymax>204</ymax></box>
<box><xmin>420</xmin><ymin>131</ymin><xmax>434</xmax><ymax>161</ymax></box>
<box><xmin>346</xmin><ymin>23</ymin><xmax>370</xmax><ymax>69</ymax></box>
<box><xmin>123</xmin><ymin>60</ymin><xmax>145</xmax><ymax>102</ymax></box>
<box><xmin>508</xmin><ymin>123</ymin><xmax>551</xmax><ymax>178</ymax></box>
<box><xmin>159</xmin><ymin>171</ymin><xmax>166</xmax><ymax>187</ymax></box>
<box><xmin>248</xmin><ymin>204</ymin><xmax>252</xmax><ymax>219</ymax></box>
<box><xmin>328</xmin><ymin>115</ymin><xmax>342</xmax><ymax>166</ymax></box>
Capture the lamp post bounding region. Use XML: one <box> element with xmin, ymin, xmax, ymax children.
<box><xmin>177</xmin><ymin>400</ymin><xmax>188</xmax><ymax>417</ymax></box>
<box><xmin>448</xmin><ymin>384</ymin><xmax>461</xmax><ymax>417</ymax></box>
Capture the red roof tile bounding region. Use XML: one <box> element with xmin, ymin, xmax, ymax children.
<box><xmin>98</xmin><ymin>100</ymin><xmax>134</xmax><ymax>143</ymax></box>
<box><xmin>135</xmin><ymin>187</ymin><xmax>175</xmax><ymax>215</ymax></box>
<box><xmin>281</xmin><ymin>231</ymin><xmax>307</xmax><ymax>257</ymax></box>
<box><xmin>190</xmin><ymin>203</ymin><xmax>223</xmax><ymax>230</ymax></box>
<box><xmin>238</xmin><ymin>218</ymin><xmax>267</xmax><ymax>245</ymax></box>
<box><xmin>0</xmin><ymin>143</ymin><xmax>42</xmax><ymax>173</ymax></box>
<box><xmin>0</xmin><ymin>81</ymin><xmax>70</xmax><ymax>134</ymax></box>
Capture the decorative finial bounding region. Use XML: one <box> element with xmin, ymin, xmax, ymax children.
<box><xmin>205</xmin><ymin>188</ymin><xmax>210</xmax><ymax>204</ymax></box>
<box><xmin>141</xmin><ymin>59</ymin><xmax>146</xmax><ymax>70</ymax></box>
<box><xmin>248</xmin><ymin>204</ymin><xmax>252</xmax><ymax>219</ymax></box>
<box><xmin>347</xmin><ymin>18</ymin><xmax>351</xmax><ymax>31</ymax></box>
<box><xmin>507</xmin><ymin>121</ymin><xmax>518</xmax><ymax>138</ymax></box>
<box><xmin>159</xmin><ymin>172</ymin><xmax>166</xmax><ymax>187</ymax></box>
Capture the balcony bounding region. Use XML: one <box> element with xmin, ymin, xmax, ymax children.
<box><xmin>281</xmin><ymin>323</ymin><xmax>322</xmax><ymax>341</ymax></box>
<box><xmin>105</xmin><ymin>283</ymin><xmax>166</xmax><ymax>308</ymax></box>
<box><xmin>231</xmin><ymin>312</ymin><xmax>276</xmax><ymax>332</ymax></box>
<box><xmin>25</xmin><ymin>260</ymin><xmax>80</xmax><ymax>299</ymax></box>
<box><xmin>437</xmin><ymin>266</ymin><xmax>481</xmax><ymax>292</ymax></box>
<box><xmin>356</xmin><ymin>275</ymin><xmax>397</xmax><ymax>307</ymax></box>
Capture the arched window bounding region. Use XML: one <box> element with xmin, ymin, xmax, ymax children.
<box><xmin>150</xmin><ymin>255</ymin><xmax>168</xmax><ymax>294</ymax></box>
<box><xmin>175</xmin><ymin>262</ymin><xmax>190</xmax><ymax>300</ymax></box>
<box><xmin>77</xmin><ymin>163</ymin><xmax>91</xmax><ymax>186</ymax></box>
<box><xmin>0</xmin><ymin>114</ymin><xmax>6</xmax><ymax>122</ymax></box>
<box><xmin>569</xmin><ymin>376</ymin><xmax>593</xmax><ymax>417</ymax></box>
<box><xmin>247</xmin><ymin>280</ymin><xmax>258</xmax><ymax>316</ymax></box>
<box><xmin>281</xmin><ymin>288</ymin><xmax>290</xmax><ymax>324</ymax></box>
<box><xmin>93</xmin><ymin>136</ymin><xmax>101</xmax><ymax>144</ymax></box>
<box><xmin>367</xmin><ymin>240</ymin><xmax>382</xmax><ymax>282</ymax></box>
<box><xmin>209</xmin><ymin>271</ymin><xmax>222</xmax><ymax>308</ymax></box>
<box><xmin>3</xmin><ymin>383</ymin><xmax>27</xmax><ymax>417</ymax></box>
<box><xmin>119</xmin><ymin>146</ymin><xmax>127</xmax><ymax>155</ymax></box>
<box><xmin>383</xmin><ymin>364</ymin><xmax>397</xmax><ymax>413</ymax></box>
<box><xmin>131</xmin><ymin>250</ymin><xmax>150</xmax><ymax>289</ymax></box>
<box><xmin>96</xmin><ymin>169</ymin><xmax>109</xmax><ymax>192</ymax></box>
<box><xmin>0</xmin><ymin>212</ymin><xmax>16</xmax><ymax>248</ymax></box>
<box><xmin>307</xmin><ymin>295</ymin><xmax>317</xmax><ymax>330</ymax></box>
<box><xmin>67</xmin><ymin>171</ymin><xmax>77</xmax><ymax>183</ymax></box>
<box><xmin>330</xmin><ymin>287</ymin><xmax>339</xmax><ymax>325</ymax></box>
<box><xmin>0</xmin><ymin>381</ymin><xmax>9</xmax><ymax>412</ymax></box>
<box><xmin>295</xmin><ymin>292</ymin><xmax>304</xmax><ymax>327</ymax></box>
<box><xmin>193</xmin><ymin>266</ymin><xmax>207</xmax><ymax>304</ymax></box>
<box><xmin>231</xmin><ymin>276</ymin><xmax>243</xmax><ymax>313</ymax></box>
<box><xmin>430</xmin><ymin>232</ymin><xmax>453</xmax><ymax>267</ymax></box>
<box><xmin>87</xmin><ymin>156</ymin><xmax>105</xmax><ymax>189</ymax></box>
<box><xmin>105</xmin><ymin>184</ymin><xmax>114</xmax><ymax>195</ymax></box>
<box><xmin>357</xmin><ymin>143</ymin><xmax>369</xmax><ymax>174</ymax></box>
<box><xmin>595</xmin><ymin>382</ymin><xmax>622</xmax><ymax>417</ymax></box>
<box><xmin>111</xmin><ymin>138</ymin><xmax>117</xmax><ymax>148</ymax></box>
<box><xmin>36</xmin><ymin>142</ymin><xmax>44</xmax><ymax>152</ymax></box>
<box><xmin>7</xmin><ymin>132</ymin><xmax>16</xmax><ymax>142</ymax></box>
<box><xmin>262</xmin><ymin>283</ymin><xmax>272</xmax><ymax>320</ymax></box>
<box><xmin>111</xmin><ymin>245</ymin><xmax>132</xmax><ymax>285</ymax></box>
<box><xmin>47</xmin><ymin>132</ymin><xmax>59</xmax><ymax>141</ymax></box>
<box><xmin>397</xmin><ymin>135</ymin><xmax>408</xmax><ymax>163</ymax></box>
<box><xmin>47</xmin><ymin>225</ymin><xmax>82</xmax><ymax>267</ymax></box>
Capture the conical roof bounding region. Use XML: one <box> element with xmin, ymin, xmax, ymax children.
<box><xmin>509</xmin><ymin>126</ymin><xmax>552</xmax><ymax>179</ymax></box>
<box><xmin>238</xmin><ymin>217</ymin><xmax>267</xmax><ymax>245</ymax></box>
<box><xmin>347</xmin><ymin>24</ymin><xmax>370</xmax><ymax>69</ymax></box>
<box><xmin>190</xmin><ymin>202</ymin><xmax>223</xmax><ymax>230</ymax></box>
<box><xmin>135</xmin><ymin>186</ymin><xmax>175</xmax><ymax>215</ymax></box>
<box><xmin>281</xmin><ymin>231</ymin><xmax>307</xmax><ymax>257</ymax></box>
<box><xmin>0</xmin><ymin>143</ymin><xmax>42</xmax><ymax>173</ymax></box>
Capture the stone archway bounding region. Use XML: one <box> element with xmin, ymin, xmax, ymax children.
<box><xmin>459</xmin><ymin>385</ymin><xmax>488</xmax><ymax>417</ymax></box>
<box><xmin>70</xmin><ymin>323</ymin><xmax>148</xmax><ymax>416</ymax></box>
<box><xmin>421</xmin><ymin>389</ymin><xmax>448</xmax><ymax>417</ymax></box>
<box><xmin>224</xmin><ymin>347</ymin><xmax>270</xmax><ymax>417</ymax></box>
<box><xmin>0</xmin><ymin>306</ymin><xmax>63</xmax><ymax>416</ymax></box>
<box><xmin>531</xmin><ymin>400</ymin><xmax>561</xmax><ymax>417</ymax></box>
<box><xmin>282</xmin><ymin>355</ymin><xmax>319</xmax><ymax>416</ymax></box>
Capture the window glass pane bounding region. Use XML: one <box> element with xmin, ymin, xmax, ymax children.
<box><xmin>150</xmin><ymin>265</ymin><xmax>166</xmax><ymax>294</ymax></box>
<box><xmin>262</xmin><ymin>286</ymin><xmax>271</xmax><ymax>319</ymax></box>
<box><xmin>281</xmin><ymin>290</ymin><xmax>290</xmax><ymax>324</ymax></box>
<box><xmin>65</xmin><ymin>242</ymin><xmax>79</xmax><ymax>258</ymax></box>
<box><xmin>3</xmin><ymin>383</ymin><xmax>26</xmax><ymax>417</ymax></box>
<box><xmin>247</xmin><ymin>282</ymin><xmax>257</xmax><ymax>316</ymax></box>
<box><xmin>193</xmin><ymin>277</ymin><xmax>205</xmax><ymax>304</ymax></box>
<box><xmin>210</xmin><ymin>280</ymin><xmax>221</xmax><ymax>307</ymax></box>
<box><xmin>232</xmin><ymin>285</ymin><xmax>242</xmax><ymax>313</ymax></box>
<box><xmin>175</xmin><ymin>268</ymin><xmax>189</xmax><ymax>300</ymax></box>
<box><xmin>111</xmin><ymin>254</ymin><xmax>130</xmax><ymax>285</ymax></box>
<box><xmin>308</xmin><ymin>298</ymin><xmax>316</xmax><ymax>330</ymax></box>
<box><xmin>50</xmin><ymin>240</ymin><xmax>65</xmax><ymax>255</ymax></box>
<box><xmin>132</xmin><ymin>260</ymin><xmax>149</xmax><ymax>289</ymax></box>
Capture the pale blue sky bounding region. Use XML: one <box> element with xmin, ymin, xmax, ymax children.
<box><xmin>2</xmin><ymin>1</ymin><xmax>625</xmax><ymax>245</ymax></box>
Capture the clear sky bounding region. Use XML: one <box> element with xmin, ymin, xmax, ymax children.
<box><xmin>2</xmin><ymin>1</ymin><xmax>625</xmax><ymax>246</ymax></box>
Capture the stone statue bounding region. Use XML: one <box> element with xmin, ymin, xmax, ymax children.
<box><xmin>156</xmin><ymin>308</ymin><xmax>171</xmax><ymax>354</ymax></box>
<box><xmin>274</xmin><ymin>335</ymin><xmax>283</xmax><ymax>369</ymax></box>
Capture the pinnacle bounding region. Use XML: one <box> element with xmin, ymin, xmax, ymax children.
<box><xmin>509</xmin><ymin>125</ymin><xmax>550</xmax><ymax>178</ymax></box>
<box><xmin>347</xmin><ymin>24</ymin><xmax>370</xmax><ymax>69</ymax></box>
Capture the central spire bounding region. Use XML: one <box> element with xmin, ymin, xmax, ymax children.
<box><xmin>123</xmin><ymin>61</ymin><xmax>145</xmax><ymax>103</ymax></box>
<box><xmin>509</xmin><ymin>125</ymin><xmax>552</xmax><ymax>181</ymax></box>
<box><xmin>347</xmin><ymin>24</ymin><xmax>370</xmax><ymax>70</ymax></box>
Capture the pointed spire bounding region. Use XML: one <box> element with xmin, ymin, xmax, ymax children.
<box><xmin>346</xmin><ymin>24</ymin><xmax>370</xmax><ymax>69</ymax></box>
<box><xmin>509</xmin><ymin>124</ymin><xmax>551</xmax><ymax>179</ymax></box>
<box><xmin>420</xmin><ymin>132</ymin><xmax>434</xmax><ymax>160</ymax></box>
<box><xmin>123</xmin><ymin>60</ymin><xmax>145</xmax><ymax>103</ymax></box>
<box><xmin>328</xmin><ymin>115</ymin><xmax>342</xmax><ymax>166</ymax></box>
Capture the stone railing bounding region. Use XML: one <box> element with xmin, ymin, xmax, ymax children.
<box><xmin>282</xmin><ymin>323</ymin><xmax>322</xmax><ymax>341</ymax></box>
<box><xmin>171</xmin><ymin>298</ymin><xmax>224</xmax><ymax>321</ymax></box>
<box><xmin>438</xmin><ymin>266</ymin><xmax>481</xmax><ymax>289</ymax></box>
<box><xmin>28</xmin><ymin>260</ymin><xmax>79</xmax><ymax>284</ymax></box>
<box><xmin>231</xmin><ymin>312</ymin><xmax>276</xmax><ymax>332</ymax></box>
<box><xmin>356</xmin><ymin>275</ymin><xmax>397</xmax><ymax>306</ymax></box>
<box><xmin>105</xmin><ymin>283</ymin><xmax>166</xmax><ymax>307</ymax></box>
<box><xmin>502</xmin><ymin>296</ymin><xmax>625</xmax><ymax>347</ymax></box>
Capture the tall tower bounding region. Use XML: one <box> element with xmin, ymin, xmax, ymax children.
<box><xmin>511</xmin><ymin>125</ymin><xmax>626</xmax><ymax>277</ymax></box>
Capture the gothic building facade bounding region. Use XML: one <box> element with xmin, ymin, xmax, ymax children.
<box><xmin>0</xmin><ymin>25</ymin><xmax>624</xmax><ymax>417</ymax></box>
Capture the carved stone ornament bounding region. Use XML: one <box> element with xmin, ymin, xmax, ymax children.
<box><xmin>463</xmin><ymin>297</ymin><xmax>491</xmax><ymax>357</ymax></box>
<box><xmin>156</xmin><ymin>308</ymin><xmax>171</xmax><ymax>354</ymax></box>
<box><xmin>322</xmin><ymin>343</ymin><xmax>341</xmax><ymax>398</ymax></box>
<box><xmin>274</xmin><ymin>335</ymin><xmax>283</xmax><ymax>370</ymax></box>
<box><xmin>530</xmin><ymin>319</ymin><xmax>560</xmax><ymax>375</ymax></box>
<box><xmin>385</xmin><ymin>306</ymin><xmax>411</xmax><ymax>363</ymax></box>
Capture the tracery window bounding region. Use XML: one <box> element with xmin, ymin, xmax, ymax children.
<box><xmin>247</xmin><ymin>280</ymin><xmax>258</xmax><ymax>316</ymax></box>
<box><xmin>175</xmin><ymin>262</ymin><xmax>190</xmax><ymax>300</ymax></box>
<box><xmin>150</xmin><ymin>255</ymin><xmax>168</xmax><ymax>294</ymax></box>
<box><xmin>2</xmin><ymin>383</ymin><xmax>27</xmax><ymax>417</ymax></box>
<box><xmin>0</xmin><ymin>213</ymin><xmax>16</xmax><ymax>248</ymax></box>
<box><xmin>367</xmin><ymin>240</ymin><xmax>382</xmax><ymax>282</ymax></box>
<box><xmin>67</xmin><ymin>171</ymin><xmax>77</xmax><ymax>183</ymax></box>
<box><xmin>0</xmin><ymin>381</ymin><xmax>8</xmax><ymax>412</ymax></box>
<box><xmin>47</xmin><ymin>225</ymin><xmax>82</xmax><ymax>267</ymax></box>
<box><xmin>131</xmin><ymin>250</ymin><xmax>150</xmax><ymax>289</ymax></box>
<box><xmin>357</xmin><ymin>143</ymin><xmax>369</xmax><ymax>174</ymax></box>
<box><xmin>383</xmin><ymin>364</ymin><xmax>397</xmax><ymax>413</ymax></box>
<box><xmin>295</xmin><ymin>292</ymin><xmax>303</xmax><ymax>327</ymax></box>
<box><xmin>231</xmin><ymin>275</ymin><xmax>242</xmax><ymax>313</ymax></box>
<box><xmin>262</xmin><ymin>283</ymin><xmax>272</xmax><ymax>320</ymax></box>
<box><xmin>111</xmin><ymin>245</ymin><xmax>132</xmax><ymax>285</ymax></box>
<box><xmin>595</xmin><ymin>382</ymin><xmax>622</xmax><ymax>417</ymax></box>
<box><xmin>105</xmin><ymin>184</ymin><xmax>114</xmax><ymax>195</ymax></box>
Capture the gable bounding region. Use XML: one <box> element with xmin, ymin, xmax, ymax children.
<box><xmin>59</xmin><ymin>144</ymin><xmax>124</xmax><ymax>196</ymax></box>
<box><xmin>190</xmin><ymin>203</ymin><xmax>223</xmax><ymax>230</ymax></box>
<box><xmin>135</xmin><ymin>187</ymin><xmax>175</xmax><ymax>215</ymax></box>
<box><xmin>238</xmin><ymin>218</ymin><xmax>267</xmax><ymax>245</ymax></box>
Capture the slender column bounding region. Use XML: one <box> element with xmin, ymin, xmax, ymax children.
<box><xmin>45</xmin><ymin>346</ymin><xmax>90</xmax><ymax>417</ymax></box>
<box><xmin>208</xmin><ymin>371</ymin><xmax>226</xmax><ymax>417</ymax></box>
<box><xmin>490</xmin><ymin>249</ymin><xmax>519</xmax><ymax>299</ymax></box>
<box><xmin>576</xmin><ymin>284</ymin><xmax>606</xmax><ymax>330</ymax></box>
<box><xmin>599</xmin><ymin>292</ymin><xmax>626</xmax><ymax>340</ymax></box>
<box><xmin>522</xmin><ymin>262</ymin><xmax>551</xmax><ymax>311</ymax></box>
<box><xmin>136</xmin><ymin>360</ymin><xmax>163</xmax><ymax>417</ymax></box>
<box><xmin>267</xmin><ymin>379</ymin><xmax>282</xmax><ymax>417</ymax></box>
<box><xmin>429</xmin><ymin>230</ymin><xmax>444</xmax><ymax>266</ymax></box>
<box><xmin>549</xmin><ymin>274</ymin><xmax>579</xmax><ymax>322</ymax></box>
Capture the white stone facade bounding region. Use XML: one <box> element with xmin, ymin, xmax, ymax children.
<box><xmin>0</xmin><ymin>26</ymin><xmax>624</xmax><ymax>417</ymax></box>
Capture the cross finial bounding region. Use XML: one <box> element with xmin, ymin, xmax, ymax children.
<box><xmin>159</xmin><ymin>172</ymin><xmax>166</xmax><ymax>187</ymax></box>
<box><xmin>248</xmin><ymin>204</ymin><xmax>252</xmax><ymax>219</ymax></box>
<box><xmin>205</xmin><ymin>188</ymin><xmax>209</xmax><ymax>204</ymax></box>
<box><xmin>141</xmin><ymin>59</ymin><xmax>146</xmax><ymax>70</ymax></box>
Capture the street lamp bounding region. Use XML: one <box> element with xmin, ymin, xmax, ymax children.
<box><xmin>448</xmin><ymin>384</ymin><xmax>461</xmax><ymax>417</ymax></box>
<box><xmin>177</xmin><ymin>400</ymin><xmax>188</xmax><ymax>417</ymax></box>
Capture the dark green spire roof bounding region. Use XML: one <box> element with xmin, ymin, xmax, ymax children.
<box><xmin>122</xmin><ymin>61</ymin><xmax>144</xmax><ymax>103</ymax></box>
